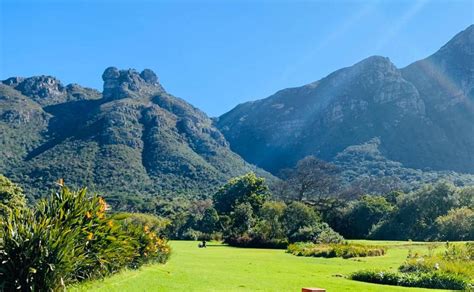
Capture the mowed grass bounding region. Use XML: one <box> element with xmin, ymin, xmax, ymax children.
<box><xmin>71</xmin><ymin>240</ymin><xmax>452</xmax><ymax>292</ymax></box>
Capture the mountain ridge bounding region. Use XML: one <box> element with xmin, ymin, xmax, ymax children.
<box><xmin>216</xmin><ymin>25</ymin><xmax>474</xmax><ymax>175</ymax></box>
<box><xmin>0</xmin><ymin>67</ymin><xmax>274</xmax><ymax>202</ymax></box>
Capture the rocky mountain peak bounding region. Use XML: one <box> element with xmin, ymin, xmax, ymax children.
<box><xmin>1</xmin><ymin>75</ymin><xmax>101</xmax><ymax>106</ymax></box>
<box><xmin>439</xmin><ymin>24</ymin><xmax>473</xmax><ymax>54</ymax></box>
<box><xmin>357</xmin><ymin>55</ymin><xmax>392</xmax><ymax>65</ymax></box>
<box><xmin>351</xmin><ymin>55</ymin><xmax>398</xmax><ymax>74</ymax></box>
<box><xmin>102</xmin><ymin>67</ymin><xmax>164</xmax><ymax>100</ymax></box>
<box><xmin>217</xmin><ymin>26</ymin><xmax>474</xmax><ymax>174</ymax></box>
<box><xmin>2</xmin><ymin>75</ymin><xmax>66</xmax><ymax>100</ymax></box>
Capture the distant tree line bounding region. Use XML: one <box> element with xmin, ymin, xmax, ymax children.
<box><xmin>130</xmin><ymin>156</ymin><xmax>473</xmax><ymax>244</ymax></box>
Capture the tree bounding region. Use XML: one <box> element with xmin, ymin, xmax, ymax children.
<box><xmin>342</xmin><ymin>195</ymin><xmax>394</xmax><ymax>239</ymax></box>
<box><xmin>230</xmin><ymin>203</ymin><xmax>255</xmax><ymax>236</ymax></box>
<box><xmin>198</xmin><ymin>207</ymin><xmax>220</xmax><ymax>235</ymax></box>
<box><xmin>282</xmin><ymin>201</ymin><xmax>320</xmax><ymax>240</ymax></box>
<box><xmin>369</xmin><ymin>182</ymin><xmax>462</xmax><ymax>240</ymax></box>
<box><xmin>344</xmin><ymin>176</ymin><xmax>404</xmax><ymax>199</ymax></box>
<box><xmin>255</xmin><ymin>201</ymin><xmax>287</xmax><ymax>240</ymax></box>
<box><xmin>278</xmin><ymin>156</ymin><xmax>341</xmax><ymax>203</ymax></box>
<box><xmin>213</xmin><ymin>172</ymin><xmax>270</xmax><ymax>215</ymax></box>
<box><xmin>0</xmin><ymin>174</ymin><xmax>26</xmax><ymax>218</ymax></box>
<box><xmin>457</xmin><ymin>187</ymin><xmax>474</xmax><ymax>209</ymax></box>
<box><xmin>435</xmin><ymin>207</ymin><xmax>474</xmax><ymax>241</ymax></box>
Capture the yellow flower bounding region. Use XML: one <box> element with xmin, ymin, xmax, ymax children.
<box><xmin>87</xmin><ymin>232</ymin><xmax>94</xmax><ymax>241</ymax></box>
<box><xmin>85</xmin><ymin>211</ymin><xmax>92</xmax><ymax>219</ymax></box>
<box><xmin>107</xmin><ymin>220</ymin><xmax>114</xmax><ymax>228</ymax></box>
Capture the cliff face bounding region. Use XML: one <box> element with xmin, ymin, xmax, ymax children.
<box><xmin>217</xmin><ymin>25</ymin><xmax>474</xmax><ymax>175</ymax></box>
<box><xmin>0</xmin><ymin>67</ymin><xmax>272</xmax><ymax>200</ymax></box>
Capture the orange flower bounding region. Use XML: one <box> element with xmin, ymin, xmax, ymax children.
<box><xmin>56</xmin><ymin>178</ymin><xmax>64</xmax><ymax>187</ymax></box>
<box><xmin>98</xmin><ymin>197</ymin><xmax>107</xmax><ymax>212</ymax></box>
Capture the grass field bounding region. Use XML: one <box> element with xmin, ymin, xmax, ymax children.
<box><xmin>71</xmin><ymin>241</ymin><xmax>452</xmax><ymax>292</ymax></box>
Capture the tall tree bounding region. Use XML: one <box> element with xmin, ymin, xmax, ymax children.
<box><xmin>213</xmin><ymin>172</ymin><xmax>270</xmax><ymax>215</ymax></box>
<box><xmin>278</xmin><ymin>156</ymin><xmax>341</xmax><ymax>203</ymax></box>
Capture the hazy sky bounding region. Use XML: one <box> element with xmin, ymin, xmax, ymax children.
<box><xmin>1</xmin><ymin>0</ymin><xmax>473</xmax><ymax>116</ymax></box>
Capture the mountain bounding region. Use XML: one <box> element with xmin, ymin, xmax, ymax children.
<box><xmin>216</xmin><ymin>25</ymin><xmax>474</xmax><ymax>177</ymax></box>
<box><xmin>0</xmin><ymin>68</ymin><xmax>273</xmax><ymax>202</ymax></box>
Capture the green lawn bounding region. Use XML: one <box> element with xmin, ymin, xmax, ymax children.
<box><xmin>71</xmin><ymin>241</ymin><xmax>451</xmax><ymax>292</ymax></box>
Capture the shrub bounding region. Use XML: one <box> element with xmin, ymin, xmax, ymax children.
<box><xmin>0</xmin><ymin>174</ymin><xmax>26</xmax><ymax>218</ymax></box>
<box><xmin>181</xmin><ymin>228</ymin><xmax>202</xmax><ymax>240</ymax></box>
<box><xmin>35</xmin><ymin>187</ymin><xmax>138</xmax><ymax>279</ymax></box>
<box><xmin>351</xmin><ymin>270</ymin><xmax>469</xmax><ymax>290</ymax></box>
<box><xmin>0</xmin><ymin>186</ymin><xmax>171</xmax><ymax>290</ymax></box>
<box><xmin>120</xmin><ymin>219</ymin><xmax>171</xmax><ymax>267</ymax></box>
<box><xmin>287</xmin><ymin>242</ymin><xmax>386</xmax><ymax>259</ymax></box>
<box><xmin>0</xmin><ymin>207</ymin><xmax>83</xmax><ymax>291</ymax></box>
<box><xmin>313</xmin><ymin>223</ymin><xmax>345</xmax><ymax>244</ymax></box>
<box><xmin>225</xmin><ymin>234</ymin><xmax>288</xmax><ymax>249</ymax></box>
<box><xmin>399</xmin><ymin>242</ymin><xmax>474</xmax><ymax>280</ymax></box>
<box><xmin>117</xmin><ymin>212</ymin><xmax>172</xmax><ymax>265</ymax></box>
<box><xmin>288</xmin><ymin>223</ymin><xmax>343</xmax><ymax>244</ymax></box>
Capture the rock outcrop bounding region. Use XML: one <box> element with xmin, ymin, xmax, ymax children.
<box><xmin>102</xmin><ymin>67</ymin><xmax>165</xmax><ymax>100</ymax></box>
<box><xmin>2</xmin><ymin>76</ymin><xmax>101</xmax><ymax>106</ymax></box>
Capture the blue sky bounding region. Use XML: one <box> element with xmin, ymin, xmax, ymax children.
<box><xmin>0</xmin><ymin>0</ymin><xmax>472</xmax><ymax>116</ymax></box>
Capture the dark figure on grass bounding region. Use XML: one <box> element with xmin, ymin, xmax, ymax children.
<box><xmin>198</xmin><ymin>240</ymin><xmax>207</xmax><ymax>248</ymax></box>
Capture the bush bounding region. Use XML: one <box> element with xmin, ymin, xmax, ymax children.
<box><xmin>351</xmin><ymin>270</ymin><xmax>469</xmax><ymax>290</ymax></box>
<box><xmin>0</xmin><ymin>186</ymin><xmax>171</xmax><ymax>290</ymax></box>
<box><xmin>0</xmin><ymin>207</ymin><xmax>83</xmax><ymax>291</ymax></box>
<box><xmin>119</xmin><ymin>219</ymin><xmax>171</xmax><ymax>267</ymax></box>
<box><xmin>399</xmin><ymin>242</ymin><xmax>474</xmax><ymax>280</ymax></box>
<box><xmin>113</xmin><ymin>212</ymin><xmax>171</xmax><ymax>267</ymax></box>
<box><xmin>35</xmin><ymin>187</ymin><xmax>138</xmax><ymax>279</ymax></box>
<box><xmin>288</xmin><ymin>223</ymin><xmax>343</xmax><ymax>244</ymax></box>
<box><xmin>287</xmin><ymin>242</ymin><xmax>386</xmax><ymax>259</ymax></box>
<box><xmin>181</xmin><ymin>228</ymin><xmax>203</xmax><ymax>240</ymax></box>
<box><xmin>225</xmin><ymin>234</ymin><xmax>288</xmax><ymax>249</ymax></box>
<box><xmin>0</xmin><ymin>174</ymin><xmax>26</xmax><ymax>217</ymax></box>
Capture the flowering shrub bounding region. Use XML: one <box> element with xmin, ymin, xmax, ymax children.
<box><xmin>0</xmin><ymin>185</ymin><xmax>171</xmax><ymax>291</ymax></box>
<box><xmin>399</xmin><ymin>242</ymin><xmax>473</xmax><ymax>281</ymax></box>
<box><xmin>351</xmin><ymin>242</ymin><xmax>473</xmax><ymax>290</ymax></box>
<box><xmin>116</xmin><ymin>214</ymin><xmax>171</xmax><ymax>268</ymax></box>
<box><xmin>287</xmin><ymin>242</ymin><xmax>386</xmax><ymax>258</ymax></box>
